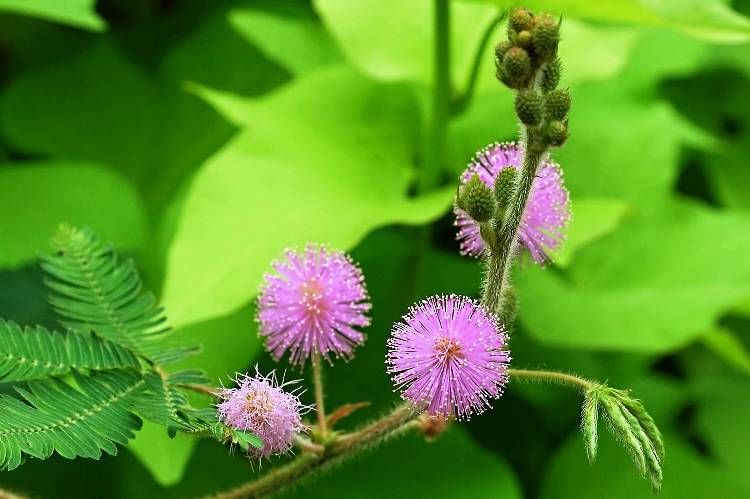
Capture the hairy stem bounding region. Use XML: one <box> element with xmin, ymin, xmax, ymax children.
<box><xmin>206</xmin><ymin>404</ymin><xmax>419</xmax><ymax>499</ymax></box>
<box><xmin>453</xmin><ymin>12</ymin><xmax>505</xmax><ymax>115</ymax></box>
<box><xmin>180</xmin><ymin>383</ymin><xmax>219</xmax><ymax>397</ymax></box>
<box><xmin>509</xmin><ymin>368</ymin><xmax>594</xmax><ymax>391</ymax></box>
<box><xmin>312</xmin><ymin>355</ymin><xmax>327</xmax><ymax>437</ymax></box>
<box><xmin>482</xmin><ymin>134</ymin><xmax>545</xmax><ymax>316</ymax></box>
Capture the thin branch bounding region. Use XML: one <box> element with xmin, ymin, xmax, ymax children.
<box><xmin>452</xmin><ymin>12</ymin><xmax>505</xmax><ymax>115</ymax></box>
<box><xmin>312</xmin><ymin>355</ymin><xmax>327</xmax><ymax>436</ymax></box>
<box><xmin>509</xmin><ymin>368</ymin><xmax>594</xmax><ymax>391</ymax></box>
<box><xmin>179</xmin><ymin>383</ymin><xmax>219</xmax><ymax>397</ymax></box>
<box><xmin>293</xmin><ymin>435</ymin><xmax>325</xmax><ymax>455</ymax></box>
<box><xmin>204</xmin><ymin>404</ymin><xmax>419</xmax><ymax>499</ymax></box>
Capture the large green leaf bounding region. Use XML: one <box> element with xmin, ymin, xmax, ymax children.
<box><xmin>127</xmin><ymin>421</ymin><xmax>197</xmax><ymax>488</ymax></box>
<box><xmin>518</xmin><ymin>203</ymin><xmax>750</xmax><ymax>352</ymax></box>
<box><xmin>162</xmin><ymin>66</ymin><xmax>453</xmax><ymax>328</ymax></box>
<box><xmin>281</xmin><ymin>427</ymin><xmax>522</xmax><ymax>498</ymax></box>
<box><xmin>0</xmin><ymin>41</ymin><xmax>238</xmax><ymax>210</ymax></box>
<box><xmin>474</xmin><ymin>0</ymin><xmax>750</xmax><ymax>43</ymax></box>
<box><xmin>171</xmin><ymin>303</ymin><xmax>262</xmax><ymax>386</ymax></box>
<box><xmin>314</xmin><ymin>0</ymin><xmax>499</xmax><ymax>86</ymax></box>
<box><xmin>0</xmin><ymin>319</ymin><xmax>140</xmax><ymax>382</ymax></box>
<box><xmin>0</xmin><ymin>162</ymin><xmax>146</xmax><ymax>269</ymax></box>
<box><xmin>0</xmin><ymin>0</ymin><xmax>105</xmax><ymax>31</ymax></box>
<box><xmin>552</xmin><ymin>198</ymin><xmax>631</xmax><ymax>268</ymax></box>
<box><xmin>229</xmin><ymin>5</ymin><xmax>342</xmax><ymax>76</ymax></box>
<box><xmin>695</xmin><ymin>376</ymin><xmax>750</xmax><ymax>489</ymax></box>
<box><xmin>541</xmin><ymin>432</ymin><xmax>749</xmax><ymax>498</ymax></box>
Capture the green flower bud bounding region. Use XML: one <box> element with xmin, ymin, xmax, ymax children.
<box><xmin>532</xmin><ymin>14</ymin><xmax>559</xmax><ymax>60</ymax></box>
<box><xmin>515</xmin><ymin>90</ymin><xmax>544</xmax><ymax>126</ymax></box>
<box><xmin>546</xmin><ymin>120</ymin><xmax>568</xmax><ymax>146</ymax></box>
<box><xmin>516</xmin><ymin>30</ymin><xmax>532</xmax><ymax>48</ymax></box>
<box><xmin>545</xmin><ymin>88</ymin><xmax>571</xmax><ymax>120</ymax></box>
<box><xmin>502</xmin><ymin>47</ymin><xmax>531</xmax><ymax>88</ymax></box>
<box><xmin>460</xmin><ymin>174</ymin><xmax>495</xmax><ymax>222</ymax></box>
<box><xmin>509</xmin><ymin>7</ymin><xmax>534</xmax><ymax>33</ymax></box>
<box><xmin>494</xmin><ymin>167</ymin><xmax>517</xmax><ymax>208</ymax></box>
<box><xmin>540</xmin><ymin>58</ymin><xmax>562</xmax><ymax>92</ymax></box>
<box><xmin>495</xmin><ymin>40</ymin><xmax>511</xmax><ymax>62</ymax></box>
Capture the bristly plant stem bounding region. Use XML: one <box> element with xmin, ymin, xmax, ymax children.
<box><xmin>482</xmin><ymin>130</ymin><xmax>546</xmax><ymax>317</ymax></box>
<box><xmin>202</xmin><ymin>368</ymin><xmax>591</xmax><ymax>499</ymax></box>
<box><xmin>509</xmin><ymin>368</ymin><xmax>594</xmax><ymax>391</ymax></box>
<box><xmin>206</xmin><ymin>404</ymin><xmax>419</xmax><ymax>499</ymax></box>
<box><xmin>452</xmin><ymin>12</ymin><xmax>505</xmax><ymax>115</ymax></box>
<box><xmin>312</xmin><ymin>354</ymin><xmax>327</xmax><ymax>437</ymax></box>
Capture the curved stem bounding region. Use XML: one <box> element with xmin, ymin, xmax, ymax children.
<box><xmin>452</xmin><ymin>12</ymin><xmax>505</xmax><ymax>115</ymax></box>
<box><xmin>409</xmin><ymin>0</ymin><xmax>453</xmax><ymax>303</ymax></box>
<box><xmin>419</xmin><ymin>0</ymin><xmax>451</xmax><ymax>193</ymax></box>
<box><xmin>312</xmin><ymin>355</ymin><xmax>327</xmax><ymax>437</ymax></box>
<box><xmin>509</xmin><ymin>368</ymin><xmax>594</xmax><ymax>391</ymax></box>
<box><xmin>206</xmin><ymin>404</ymin><xmax>419</xmax><ymax>499</ymax></box>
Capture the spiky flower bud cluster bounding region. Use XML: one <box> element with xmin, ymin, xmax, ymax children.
<box><xmin>496</xmin><ymin>8</ymin><xmax>561</xmax><ymax>91</ymax></box>
<box><xmin>458</xmin><ymin>174</ymin><xmax>495</xmax><ymax>222</ymax></box>
<box><xmin>495</xmin><ymin>7</ymin><xmax>569</xmax><ymax>148</ymax></box>
<box><xmin>494</xmin><ymin>168</ymin><xmax>517</xmax><ymax>209</ymax></box>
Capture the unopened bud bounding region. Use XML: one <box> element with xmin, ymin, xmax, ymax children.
<box><xmin>540</xmin><ymin>58</ymin><xmax>562</xmax><ymax>92</ymax></box>
<box><xmin>509</xmin><ymin>7</ymin><xmax>534</xmax><ymax>33</ymax></box>
<box><xmin>532</xmin><ymin>14</ymin><xmax>559</xmax><ymax>60</ymax></box>
<box><xmin>494</xmin><ymin>168</ymin><xmax>517</xmax><ymax>208</ymax></box>
<box><xmin>495</xmin><ymin>40</ymin><xmax>511</xmax><ymax>62</ymax></box>
<box><xmin>546</xmin><ymin>120</ymin><xmax>568</xmax><ymax>146</ymax></box>
<box><xmin>516</xmin><ymin>30</ymin><xmax>532</xmax><ymax>48</ymax></box>
<box><xmin>515</xmin><ymin>90</ymin><xmax>544</xmax><ymax>126</ymax></box>
<box><xmin>545</xmin><ymin>88</ymin><xmax>571</xmax><ymax>120</ymax></box>
<box><xmin>502</xmin><ymin>47</ymin><xmax>531</xmax><ymax>88</ymax></box>
<box><xmin>459</xmin><ymin>174</ymin><xmax>495</xmax><ymax>222</ymax></box>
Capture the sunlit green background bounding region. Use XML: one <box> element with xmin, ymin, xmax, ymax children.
<box><xmin>1</xmin><ymin>0</ymin><xmax>750</xmax><ymax>497</ymax></box>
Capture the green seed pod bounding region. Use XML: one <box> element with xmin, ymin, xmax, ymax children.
<box><xmin>460</xmin><ymin>174</ymin><xmax>495</xmax><ymax>222</ymax></box>
<box><xmin>494</xmin><ymin>167</ymin><xmax>517</xmax><ymax>208</ymax></box>
<box><xmin>515</xmin><ymin>90</ymin><xmax>544</xmax><ymax>126</ymax></box>
<box><xmin>540</xmin><ymin>57</ymin><xmax>562</xmax><ymax>92</ymax></box>
<box><xmin>532</xmin><ymin>14</ymin><xmax>560</xmax><ymax>60</ymax></box>
<box><xmin>546</xmin><ymin>119</ymin><xmax>568</xmax><ymax>146</ymax></box>
<box><xmin>502</xmin><ymin>47</ymin><xmax>531</xmax><ymax>87</ymax></box>
<box><xmin>509</xmin><ymin>7</ymin><xmax>534</xmax><ymax>33</ymax></box>
<box><xmin>545</xmin><ymin>88</ymin><xmax>571</xmax><ymax>120</ymax></box>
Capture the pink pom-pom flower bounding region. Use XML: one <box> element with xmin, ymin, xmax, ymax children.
<box><xmin>386</xmin><ymin>295</ymin><xmax>510</xmax><ymax>420</ymax></box>
<box><xmin>217</xmin><ymin>369</ymin><xmax>308</xmax><ymax>458</ymax></box>
<box><xmin>454</xmin><ymin>142</ymin><xmax>570</xmax><ymax>263</ymax></box>
<box><xmin>258</xmin><ymin>245</ymin><xmax>371</xmax><ymax>366</ymax></box>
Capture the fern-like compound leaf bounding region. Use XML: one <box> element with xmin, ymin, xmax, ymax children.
<box><xmin>40</xmin><ymin>225</ymin><xmax>197</xmax><ymax>365</ymax></box>
<box><xmin>0</xmin><ymin>319</ymin><xmax>140</xmax><ymax>382</ymax></box>
<box><xmin>0</xmin><ymin>369</ymin><xmax>145</xmax><ymax>470</ymax></box>
<box><xmin>133</xmin><ymin>369</ymin><xmax>213</xmax><ymax>428</ymax></box>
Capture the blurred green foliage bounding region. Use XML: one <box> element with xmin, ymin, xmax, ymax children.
<box><xmin>1</xmin><ymin>0</ymin><xmax>750</xmax><ymax>497</ymax></box>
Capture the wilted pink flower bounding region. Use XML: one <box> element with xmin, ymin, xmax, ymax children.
<box><xmin>217</xmin><ymin>369</ymin><xmax>307</xmax><ymax>458</ymax></box>
<box><xmin>454</xmin><ymin>142</ymin><xmax>570</xmax><ymax>263</ymax></box>
<box><xmin>386</xmin><ymin>295</ymin><xmax>510</xmax><ymax>420</ymax></box>
<box><xmin>258</xmin><ymin>245</ymin><xmax>371</xmax><ymax>365</ymax></box>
